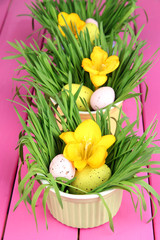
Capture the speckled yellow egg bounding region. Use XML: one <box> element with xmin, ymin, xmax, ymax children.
<box><xmin>63</xmin><ymin>84</ymin><xmax>93</xmax><ymax>111</ymax></box>
<box><xmin>69</xmin><ymin>164</ymin><xmax>111</xmax><ymax>194</ymax></box>
<box><xmin>82</xmin><ymin>23</ymin><xmax>99</xmax><ymax>43</ymax></box>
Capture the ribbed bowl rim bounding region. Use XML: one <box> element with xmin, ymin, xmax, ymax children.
<box><xmin>50</xmin><ymin>97</ymin><xmax>123</xmax><ymax>114</ymax></box>
<box><xmin>79</xmin><ymin>101</ymin><xmax>123</xmax><ymax>115</ymax></box>
<box><xmin>41</xmin><ymin>179</ymin><xmax>116</xmax><ymax>200</ymax></box>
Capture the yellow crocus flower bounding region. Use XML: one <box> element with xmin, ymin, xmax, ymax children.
<box><xmin>58</xmin><ymin>12</ymin><xmax>86</xmax><ymax>38</ymax></box>
<box><xmin>82</xmin><ymin>46</ymin><xmax>120</xmax><ymax>88</ymax></box>
<box><xmin>60</xmin><ymin>119</ymin><xmax>115</xmax><ymax>171</ymax></box>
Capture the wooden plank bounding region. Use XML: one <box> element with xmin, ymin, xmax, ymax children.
<box><xmin>79</xmin><ymin>96</ymin><xmax>154</xmax><ymax>239</ymax></box>
<box><xmin>0</xmin><ymin>0</ymin><xmax>43</xmax><ymax>237</ymax></box>
<box><xmin>0</xmin><ymin>0</ymin><xmax>11</xmax><ymax>34</ymax></box>
<box><xmin>135</xmin><ymin>1</ymin><xmax>160</xmax><ymax>239</ymax></box>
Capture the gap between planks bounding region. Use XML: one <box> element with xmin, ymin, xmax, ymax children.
<box><xmin>139</xmin><ymin>83</ymin><xmax>156</xmax><ymax>240</ymax></box>
<box><xmin>0</xmin><ymin>0</ymin><xmax>13</xmax><ymax>35</ymax></box>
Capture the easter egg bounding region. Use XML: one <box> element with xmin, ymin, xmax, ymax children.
<box><xmin>49</xmin><ymin>154</ymin><xmax>75</xmax><ymax>180</ymax></box>
<box><xmin>85</xmin><ymin>18</ymin><xmax>98</xmax><ymax>27</ymax></box>
<box><xmin>63</xmin><ymin>84</ymin><xmax>93</xmax><ymax>111</ymax></box>
<box><xmin>90</xmin><ymin>87</ymin><xmax>115</xmax><ymax>110</ymax></box>
<box><xmin>69</xmin><ymin>164</ymin><xmax>111</xmax><ymax>194</ymax></box>
<box><xmin>82</xmin><ymin>23</ymin><xmax>99</xmax><ymax>43</ymax></box>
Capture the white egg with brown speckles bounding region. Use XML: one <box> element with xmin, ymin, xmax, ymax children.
<box><xmin>90</xmin><ymin>87</ymin><xmax>115</xmax><ymax>110</ymax></box>
<box><xmin>49</xmin><ymin>154</ymin><xmax>75</xmax><ymax>180</ymax></box>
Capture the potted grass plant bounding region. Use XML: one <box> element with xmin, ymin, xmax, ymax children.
<box><xmin>25</xmin><ymin>0</ymin><xmax>138</xmax><ymax>41</ymax></box>
<box><xmin>5</xmin><ymin>25</ymin><xmax>155</xmax><ymax>133</ymax></box>
<box><xmin>13</xmin><ymin>86</ymin><xmax>160</xmax><ymax>230</ymax></box>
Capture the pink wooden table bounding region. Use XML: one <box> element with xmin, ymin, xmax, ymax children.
<box><xmin>0</xmin><ymin>0</ymin><xmax>160</xmax><ymax>239</ymax></box>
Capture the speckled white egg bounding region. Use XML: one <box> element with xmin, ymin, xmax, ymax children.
<box><xmin>85</xmin><ymin>18</ymin><xmax>98</xmax><ymax>27</ymax></box>
<box><xmin>49</xmin><ymin>154</ymin><xmax>75</xmax><ymax>180</ymax></box>
<box><xmin>90</xmin><ymin>87</ymin><xmax>115</xmax><ymax>110</ymax></box>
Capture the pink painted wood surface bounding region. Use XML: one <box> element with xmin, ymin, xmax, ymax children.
<box><xmin>136</xmin><ymin>1</ymin><xmax>160</xmax><ymax>239</ymax></box>
<box><xmin>0</xmin><ymin>0</ymin><xmax>11</xmax><ymax>34</ymax></box>
<box><xmin>0</xmin><ymin>0</ymin><xmax>43</xmax><ymax>238</ymax></box>
<box><xmin>1</xmin><ymin>0</ymin><xmax>159</xmax><ymax>240</ymax></box>
<box><xmin>80</xmin><ymin>97</ymin><xmax>154</xmax><ymax>239</ymax></box>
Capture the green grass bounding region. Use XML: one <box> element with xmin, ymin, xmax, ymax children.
<box><xmin>25</xmin><ymin>0</ymin><xmax>138</xmax><ymax>38</ymax></box>
<box><xmin>5</xmin><ymin>25</ymin><xmax>157</xmax><ymax>107</ymax></box>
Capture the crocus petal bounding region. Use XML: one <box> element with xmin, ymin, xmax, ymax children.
<box><xmin>103</xmin><ymin>55</ymin><xmax>120</xmax><ymax>74</ymax></box>
<box><xmin>58</xmin><ymin>25</ymin><xmax>66</xmax><ymax>36</ymax></box>
<box><xmin>58</xmin><ymin>12</ymin><xmax>69</xmax><ymax>26</ymax></box>
<box><xmin>68</xmin><ymin>13</ymin><xmax>85</xmax><ymax>31</ymax></box>
<box><xmin>68</xmin><ymin>13</ymin><xmax>80</xmax><ymax>21</ymax></box>
<box><xmin>59</xmin><ymin>132</ymin><xmax>76</xmax><ymax>144</ymax></box>
<box><xmin>90</xmin><ymin>74</ymin><xmax>107</xmax><ymax>87</ymax></box>
<box><xmin>74</xmin><ymin>119</ymin><xmax>101</xmax><ymax>144</ymax></box>
<box><xmin>74</xmin><ymin>159</ymin><xmax>87</xmax><ymax>171</ymax></box>
<box><xmin>87</xmin><ymin>145</ymin><xmax>107</xmax><ymax>168</ymax></box>
<box><xmin>63</xmin><ymin>142</ymin><xmax>82</xmax><ymax>162</ymax></box>
<box><xmin>81</xmin><ymin>58</ymin><xmax>98</xmax><ymax>75</ymax></box>
<box><xmin>58</xmin><ymin>12</ymin><xmax>69</xmax><ymax>37</ymax></box>
<box><xmin>74</xmin><ymin>20</ymin><xmax>86</xmax><ymax>38</ymax></box>
<box><xmin>97</xmin><ymin>135</ymin><xmax>116</xmax><ymax>150</ymax></box>
<box><xmin>90</xmin><ymin>46</ymin><xmax>108</xmax><ymax>66</ymax></box>
<box><xmin>78</xmin><ymin>20</ymin><xmax>86</xmax><ymax>31</ymax></box>
<box><xmin>58</xmin><ymin>12</ymin><xmax>85</xmax><ymax>38</ymax></box>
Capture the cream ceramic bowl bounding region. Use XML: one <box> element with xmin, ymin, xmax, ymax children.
<box><xmin>79</xmin><ymin>101</ymin><xmax>123</xmax><ymax>134</ymax></box>
<box><xmin>51</xmin><ymin>98</ymin><xmax>123</xmax><ymax>135</ymax></box>
<box><xmin>41</xmin><ymin>178</ymin><xmax>123</xmax><ymax>228</ymax></box>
